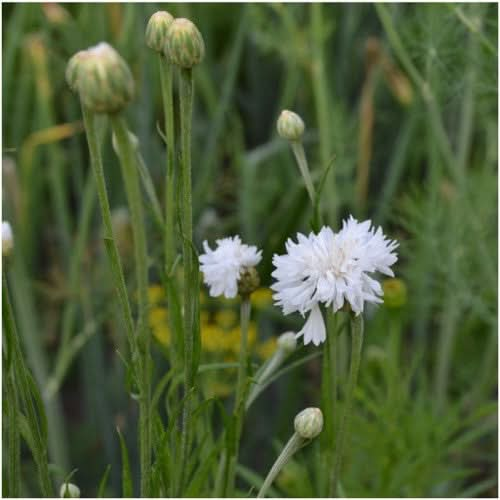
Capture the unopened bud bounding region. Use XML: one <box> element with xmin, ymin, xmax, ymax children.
<box><xmin>77</xmin><ymin>42</ymin><xmax>134</xmax><ymax>114</ymax></box>
<box><xmin>2</xmin><ymin>221</ymin><xmax>14</xmax><ymax>257</ymax></box>
<box><xmin>382</xmin><ymin>278</ymin><xmax>407</xmax><ymax>309</ymax></box>
<box><xmin>65</xmin><ymin>50</ymin><xmax>89</xmax><ymax>92</ymax></box>
<box><xmin>277</xmin><ymin>332</ymin><xmax>297</xmax><ymax>353</ymax></box>
<box><xmin>238</xmin><ymin>266</ymin><xmax>260</xmax><ymax>297</ymax></box>
<box><xmin>59</xmin><ymin>483</ymin><xmax>80</xmax><ymax>498</ymax></box>
<box><xmin>294</xmin><ymin>407</ymin><xmax>323</xmax><ymax>439</ymax></box>
<box><xmin>277</xmin><ymin>110</ymin><xmax>305</xmax><ymax>141</ymax></box>
<box><xmin>165</xmin><ymin>18</ymin><xmax>205</xmax><ymax>68</ymax></box>
<box><xmin>146</xmin><ymin>11</ymin><xmax>174</xmax><ymax>52</ymax></box>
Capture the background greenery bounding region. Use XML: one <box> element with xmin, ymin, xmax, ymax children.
<box><xmin>2</xmin><ymin>2</ymin><xmax>497</xmax><ymax>497</ymax></box>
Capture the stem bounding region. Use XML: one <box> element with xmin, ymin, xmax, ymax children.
<box><xmin>178</xmin><ymin>66</ymin><xmax>197</xmax><ymax>496</ymax></box>
<box><xmin>224</xmin><ymin>296</ymin><xmax>251</xmax><ymax>496</ymax></box>
<box><xmin>80</xmin><ymin>104</ymin><xmax>137</xmax><ymax>364</ymax></box>
<box><xmin>291</xmin><ymin>141</ymin><xmax>316</xmax><ymax>204</ymax></box>
<box><xmin>158</xmin><ymin>54</ymin><xmax>179</xmax><ymax>363</ymax></box>
<box><xmin>257</xmin><ymin>433</ymin><xmax>305</xmax><ymax>498</ymax></box>
<box><xmin>330</xmin><ymin>314</ymin><xmax>364</xmax><ymax>496</ymax></box>
<box><xmin>110</xmin><ymin>115</ymin><xmax>152</xmax><ymax>498</ymax></box>
<box><xmin>3</xmin><ymin>275</ymin><xmax>52</xmax><ymax>497</ymax></box>
<box><xmin>5</xmin><ymin>368</ymin><xmax>21</xmax><ymax>497</ymax></box>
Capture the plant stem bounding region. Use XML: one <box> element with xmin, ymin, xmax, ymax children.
<box><xmin>257</xmin><ymin>433</ymin><xmax>305</xmax><ymax>498</ymax></box>
<box><xmin>178</xmin><ymin>66</ymin><xmax>198</xmax><ymax>496</ymax></box>
<box><xmin>110</xmin><ymin>115</ymin><xmax>152</xmax><ymax>498</ymax></box>
<box><xmin>158</xmin><ymin>53</ymin><xmax>179</xmax><ymax>363</ymax></box>
<box><xmin>3</xmin><ymin>275</ymin><xmax>52</xmax><ymax>497</ymax></box>
<box><xmin>5</xmin><ymin>366</ymin><xmax>21</xmax><ymax>498</ymax></box>
<box><xmin>80</xmin><ymin>104</ymin><xmax>137</xmax><ymax>365</ymax></box>
<box><xmin>224</xmin><ymin>296</ymin><xmax>251</xmax><ymax>496</ymax></box>
<box><xmin>291</xmin><ymin>141</ymin><xmax>316</xmax><ymax>204</ymax></box>
<box><xmin>330</xmin><ymin>314</ymin><xmax>364</xmax><ymax>496</ymax></box>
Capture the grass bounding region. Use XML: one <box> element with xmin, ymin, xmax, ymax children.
<box><xmin>2</xmin><ymin>2</ymin><xmax>498</xmax><ymax>498</ymax></box>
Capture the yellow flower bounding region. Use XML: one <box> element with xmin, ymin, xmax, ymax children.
<box><xmin>200</xmin><ymin>310</ymin><xmax>210</xmax><ymax>326</ymax></box>
<box><xmin>205</xmin><ymin>380</ymin><xmax>233</xmax><ymax>398</ymax></box>
<box><xmin>153</xmin><ymin>324</ymin><xmax>171</xmax><ymax>347</ymax></box>
<box><xmin>148</xmin><ymin>285</ymin><xmax>165</xmax><ymax>305</ymax></box>
<box><xmin>251</xmin><ymin>287</ymin><xmax>273</xmax><ymax>310</ymax></box>
<box><xmin>215</xmin><ymin>309</ymin><xmax>238</xmax><ymax>329</ymax></box>
<box><xmin>201</xmin><ymin>324</ymin><xmax>225</xmax><ymax>352</ymax></box>
<box><xmin>256</xmin><ymin>337</ymin><xmax>278</xmax><ymax>360</ymax></box>
<box><xmin>149</xmin><ymin>306</ymin><xmax>168</xmax><ymax>327</ymax></box>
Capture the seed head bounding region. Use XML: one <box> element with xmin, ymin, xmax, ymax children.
<box><xmin>277</xmin><ymin>110</ymin><xmax>305</xmax><ymax>141</ymax></box>
<box><xmin>165</xmin><ymin>18</ymin><xmax>205</xmax><ymax>68</ymax></box>
<box><xmin>146</xmin><ymin>11</ymin><xmax>174</xmax><ymax>52</ymax></box>
<box><xmin>237</xmin><ymin>266</ymin><xmax>261</xmax><ymax>297</ymax></box>
<box><xmin>294</xmin><ymin>407</ymin><xmax>323</xmax><ymax>439</ymax></box>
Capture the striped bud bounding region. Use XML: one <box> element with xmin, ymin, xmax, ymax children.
<box><xmin>165</xmin><ymin>18</ymin><xmax>205</xmax><ymax>68</ymax></box>
<box><xmin>294</xmin><ymin>407</ymin><xmax>323</xmax><ymax>439</ymax></box>
<box><xmin>277</xmin><ymin>110</ymin><xmax>305</xmax><ymax>141</ymax></box>
<box><xmin>146</xmin><ymin>11</ymin><xmax>174</xmax><ymax>52</ymax></box>
<box><xmin>77</xmin><ymin>42</ymin><xmax>134</xmax><ymax>114</ymax></box>
<box><xmin>65</xmin><ymin>50</ymin><xmax>90</xmax><ymax>92</ymax></box>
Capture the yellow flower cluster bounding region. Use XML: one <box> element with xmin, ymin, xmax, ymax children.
<box><xmin>147</xmin><ymin>284</ymin><xmax>276</xmax><ymax>361</ymax></box>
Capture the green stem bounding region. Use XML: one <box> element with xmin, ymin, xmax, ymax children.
<box><xmin>330</xmin><ymin>314</ymin><xmax>364</xmax><ymax>496</ymax></box>
<box><xmin>291</xmin><ymin>141</ymin><xmax>316</xmax><ymax>203</ymax></box>
<box><xmin>178</xmin><ymin>66</ymin><xmax>197</xmax><ymax>496</ymax></box>
<box><xmin>224</xmin><ymin>297</ymin><xmax>251</xmax><ymax>496</ymax></box>
<box><xmin>158</xmin><ymin>53</ymin><xmax>179</xmax><ymax>363</ymax></box>
<box><xmin>80</xmin><ymin>104</ymin><xmax>137</xmax><ymax>364</ymax></box>
<box><xmin>257</xmin><ymin>433</ymin><xmax>305</xmax><ymax>498</ymax></box>
<box><xmin>3</xmin><ymin>275</ymin><xmax>52</xmax><ymax>497</ymax></box>
<box><xmin>5</xmin><ymin>367</ymin><xmax>21</xmax><ymax>498</ymax></box>
<box><xmin>110</xmin><ymin>115</ymin><xmax>152</xmax><ymax>498</ymax></box>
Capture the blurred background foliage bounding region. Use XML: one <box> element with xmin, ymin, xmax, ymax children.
<box><xmin>2</xmin><ymin>2</ymin><xmax>497</xmax><ymax>497</ymax></box>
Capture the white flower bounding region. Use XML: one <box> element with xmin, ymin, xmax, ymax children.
<box><xmin>2</xmin><ymin>221</ymin><xmax>14</xmax><ymax>257</ymax></box>
<box><xmin>271</xmin><ymin>216</ymin><xmax>398</xmax><ymax>345</ymax></box>
<box><xmin>199</xmin><ymin>236</ymin><xmax>262</xmax><ymax>299</ymax></box>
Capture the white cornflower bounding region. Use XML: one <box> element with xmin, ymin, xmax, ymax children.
<box><xmin>199</xmin><ymin>236</ymin><xmax>262</xmax><ymax>299</ymax></box>
<box><xmin>2</xmin><ymin>221</ymin><xmax>14</xmax><ymax>257</ymax></box>
<box><xmin>271</xmin><ymin>216</ymin><xmax>398</xmax><ymax>346</ymax></box>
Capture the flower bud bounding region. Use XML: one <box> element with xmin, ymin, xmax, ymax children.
<box><xmin>77</xmin><ymin>42</ymin><xmax>134</xmax><ymax>114</ymax></box>
<box><xmin>294</xmin><ymin>407</ymin><xmax>323</xmax><ymax>439</ymax></box>
<box><xmin>277</xmin><ymin>332</ymin><xmax>297</xmax><ymax>353</ymax></box>
<box><xmin>2</xmin><ymin>221</ymin><xmax>14</xmax><ymax>257</ymax></box>
<box><xmin>59</xmin><ymin>483</ymin><xmax>80</xmax><ymax>498</ymax></box>
<box><xmin>145</xmin><ymin>11</ymin><xmax>174</xmax><ymax>52</ymax></box>
<box><xmin>237</xmin><ymin>266</ymin><xmax>260</xmax><ymax>297</ymax></box>
<box><xmin>165</xmin><ymin>18</ymin><xmax>205</xmax><ymax>68</ymax></box>
<box><xmin>65</xmin><ymin>50</ymin><xmax>90</xmax><ymax>92</ymax></box>
<box><xmin>277</xmin><ymin>110</ymin><xmax>305</xmax><ymax>142</ymax></box>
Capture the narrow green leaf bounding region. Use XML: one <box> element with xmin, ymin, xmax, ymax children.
<box><xmin>117</xmin><ymin>428</ymin><xmax>133</xmax><ymax>497</ymax></box>
<box><xmin>97</xmin><ymin>465</ymin><xmax>112</xmax><ymax>498</ymax></box>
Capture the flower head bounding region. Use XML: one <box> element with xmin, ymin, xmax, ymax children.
<box><xmin>272</xmin><ymin>216</ymin><xmax>398</xmax><ymax>345</ymax></box>
<box><xmin>145</xmin><ymin>11</ymin><xmax>174</xmax><ymax>52</ymax></box>
<box><xmin>199</xmin><ymin>236</ymin><xmax>262</xmax><ymax>299</ymax></box>
<box><xmin>59</xmin><ymin>483</ymin><xmax>80</xmax><ymax>498</ymax></box>
<box><xmin>294</xmin><ymin>407</ymin><xmax>323</xmax><ymax>439</ymax></box>
<box><xmin>277</xmin><ymin>110</ymin><xmax>305</xmax><ymax>141</ymax></box>
<box><xmin>165</xmin><ymin>18</ymin><xmax>205</xmax><ymax>68</ymax></box>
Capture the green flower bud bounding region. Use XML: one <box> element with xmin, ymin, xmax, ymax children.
<box><xmin>277</xmin><ymin>332</ymin><xmax>297</xmax><ymax>354</ymax></box>
<box><xmin>59</xmin><ymin>483</ymin><xmax>80</xmax><ymax>498</ymax></box>
<box><xmin>382</xmin><ymin>278</ymin><xmax>407</xmax><ymax>309</ymax></box>
<box><xmin>165</xmin><ymin>18</ymin><xmax>205</xmax><ymax>68</ymax></box>
<box><xmin>2</xmin><ymin>221</ymin><xmax>14</xmax><ymax>257</ymax></box>
<box><xmin>77</xmin><ymin>42</ymin><xmax>134</xmax><ymax>114</ymax></box>
<box><xmin>145</xmin><ymin>11</ymin><xmax>174</xmax><ymax>52</ymax></box>
<box><xmin>237</xmin><ymin>266</ymin><xmax>260</xmax><ymax>297</ymax></box>
<box><xmin>294</xmin><ymin>407</ymin><xmax>323</xmax><ymax>439</ymax></box>
<box><xmin>277</xmin><ymin>110</ymin><xmax>305</xmax><ymax>141</ymax></box>
<box><xmin>65</xmin><ymin>50</ymin><xmax>90</xmax><ymax>92</ymax></box>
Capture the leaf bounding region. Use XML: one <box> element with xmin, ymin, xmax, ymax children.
<box><xmin>310</xmin><ymin>154</ymin><xmax>335</xmax><ymax>232</ymax></box>
<box><xmin>97</xmin><ymin>465</ymin><xmax>112</xmax><ymax>498</ymax></box>
<box><xmin>117</xmin><ymin>427</ymin><xmax>133</xmax><ymax>497</ymax></box>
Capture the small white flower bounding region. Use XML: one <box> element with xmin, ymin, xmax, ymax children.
<box><xmin>2</xmin><ymin>221</ymin><xmax>14</xmax><ymax>257</ymax></box>
<box><xmin>271</xmin><ymin>216</ymin><xmax>398</xmax><ymax>345</ymax></box>
<box><xmin>199</xmin><ymin>236</ymin><xmax>262</xmax><ymax>299</ymax></box>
